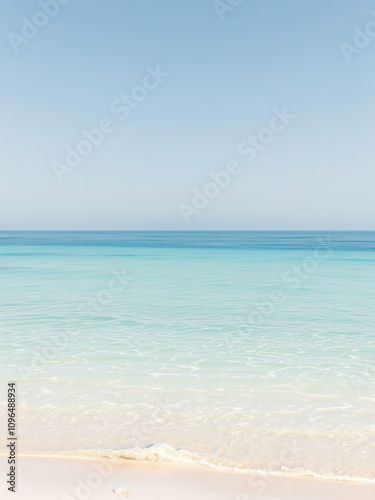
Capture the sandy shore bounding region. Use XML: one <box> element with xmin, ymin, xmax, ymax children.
<box><xmin>1</xmin><ymin>455</ymin><xmax>375</xmax><ymax>500</ymax></box>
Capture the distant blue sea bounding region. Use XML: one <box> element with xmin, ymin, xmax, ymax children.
<box><xmin>0</xmin><ymin>231</ymin><xmax>374</xmax><ymax>480</ymax></box>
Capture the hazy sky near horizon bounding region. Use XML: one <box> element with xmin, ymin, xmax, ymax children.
<box><xmin>1</xmin><ymin>0</ymin><xmax>374</xmax><ymax>230</ymax></box>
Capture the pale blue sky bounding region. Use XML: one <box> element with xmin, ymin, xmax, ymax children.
<box><xmin>1</xmin><ymin>0</ymin><xmax>374</xmax><ymax>229</ymax></box>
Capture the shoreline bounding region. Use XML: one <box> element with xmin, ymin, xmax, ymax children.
<box><xmin>1</xmin><ymin>446</ymin><xmax>375</xmax><ymax>484</ymax></box>
<box><xmin>2</xmin><ymin>455</ymin><xmax>375</xmax><ymax>500</ymax></box>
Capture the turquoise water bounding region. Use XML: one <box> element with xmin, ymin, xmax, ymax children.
<box><xmin>0</xmin><ymin>231</ymin><xmax>374</xmax><ymax>480</ymax></box>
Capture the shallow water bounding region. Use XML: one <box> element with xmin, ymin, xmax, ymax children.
<box><xmin>1</xmin><ymin>231</ymin><xmax>374</xmax><ymax>480</ymax></box>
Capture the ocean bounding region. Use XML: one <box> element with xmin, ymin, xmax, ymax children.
<box><xmin>0</xmin><ymin>231</ymin><xmax>374</xmax><ymax>481</ymax></box>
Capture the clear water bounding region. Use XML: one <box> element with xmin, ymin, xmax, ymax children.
<box><xmin>0</xmin><ymin>231</ymin><xmax>374</xmax><ymax>480</ymax></box>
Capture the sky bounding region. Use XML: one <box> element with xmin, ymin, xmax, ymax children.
<box><xmin>0</xmin><ymin>0</ymin><xmax>374</xmax><ymax>230</ymax></box>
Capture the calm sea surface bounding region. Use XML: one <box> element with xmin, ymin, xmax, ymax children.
<box><xmin>0</xmin><ymin>231</ymin><xmax>374</xmax><ymax>480</ymax></box>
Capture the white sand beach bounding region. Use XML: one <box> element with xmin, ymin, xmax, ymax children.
<box><xmin>2</xmin><ymin>455</ymin><xmax>375</xmax><ymax>500</ymax></box>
